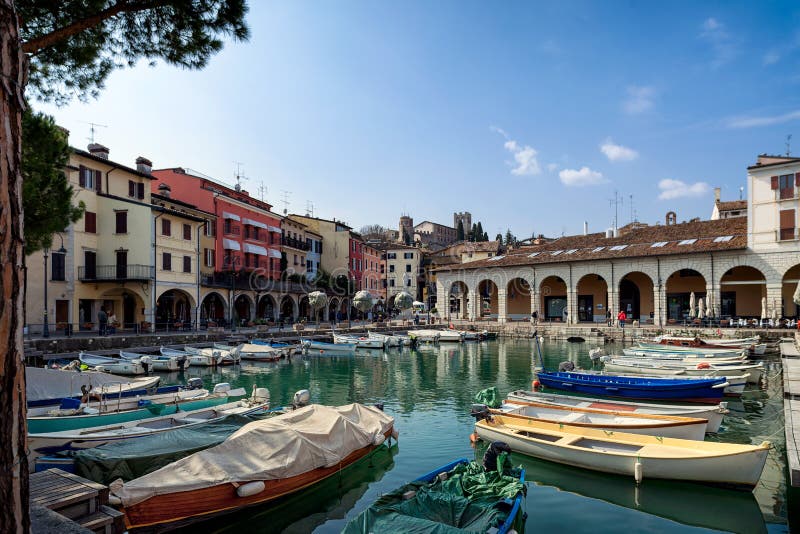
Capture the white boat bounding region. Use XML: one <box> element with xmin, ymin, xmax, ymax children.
<box><xmin>487</xmin><ymin>402</ymin><xmax>708</xmax><ymax>440</ymax></box>
<box><xmin>393</xmin><ymin>334</ymin><xmax>413</xmax><ymax>346</ymax></box>
<box><xmin>603</xmin><ymin>358</ymin><xmax>763</xmax><ymax>384</ymax></box>
<box><xmin>301</xmin><ymin>339</ymin><xmax>356</xmax><ymax>353</ymax></box>
<box><xmin>620</xmin><ymin>348</ymin><xmax>747</xmax><ymax>362</ymax></box>
<box><xmin>234</xmin><ymin>343</ymin><xmax>287</xmax><ymax>361</ymax></box>
<box><xmin>26</xmin><ymin>367</ymin><xmax>161</xmax><ymax>408</ymax></box>
<box><xmin>184</xmin><ymin>346</ymin><xmax>239</xmax><ymax>364</ymax></box>
<box><xmin>161</xmin><ymin>346</ymin><xmax>220</xmax><ymax>367</ymax></box>
<box><xmin>437</xmin><ymin>329</ymin><xmax>465</xmax><ymax>342</ymax></box>
<box><xmin>368</xmin><ymin>332</ymin><xmax>401</xmax><ymax>347</ymax></box>
<box><xmin>333</xmin><ymin>333</ymin><xmax>384</xmax><ymax>349</ymax></box>
<box><xmin>28</xmin><ymin>389</ymin><xmax>270</xmax><ymax>463</ymax></box>
<box><xmin>79</xmin><ymin>352</ymin><xmax>147</xmax><ymax>376</ymax></box>
<box><xmin>637</xmin><ymin>342</ymin><xmax>745</xmax><ymax>358</ymax></box>
<box><xmin>475</xmin><ymin>415</ymin><xmax>770</xmax><ymax>489</ymax></box>
<box><xmin>506</xmin><ymin>390</ymin><xmax>728</xmax><ymax>433</ymax></box>
<box><xmin>407</xmin><ymin>329</ymin><xmax>441</xmax><ymax>343</ymax></box>
<box><xmin>213</xmin><ymin>343</ymin><xmax>237</xmax><ymax>351</ymax></box>
<box><xmin>699</xmin><ymin>337</ymin><xmax>767</xmax><ymax>355</ymax></box>
<box><xmin>119</xmin><ymin>351</ymin><xmax>185</xmax><ymax>372</ymax></box>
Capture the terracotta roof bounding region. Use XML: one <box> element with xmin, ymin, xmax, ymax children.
<box><xmin>717</xmin><ymin>200</ymin><xmax>747</xmax><ymax>211</ymax></box>
<box><xmin>425</xmin><ymin>255</ymin><xmax>461</xmax><ymax>265</ymax></box>
<box><xmin>436</xmin><ymin>217</ymin><xmax>747</xmax><ymax>272</ymax></box>
<box><xmin>72</xmin><ymin>148</ymin><xmax>154</xmax><ymax>179</ymax></box>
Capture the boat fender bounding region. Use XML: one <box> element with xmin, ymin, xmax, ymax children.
<box><xmin>212</xmin><ymin>383</ymin><xmax>231</xmax><ymax>395</ymax></box>
<box><xmin>634</xmin><ymin>460</ymin><xmax>643</xmax><ymax>484</ymax></box>
<box><xmin>108</xmin><ymin>494</ymin><xmax>122</xmax><ymax>506</ymax></box>
<box><xmin>696</xmin><ymin>362</ymin><xmax>711</xmax><ymax>370</ymax></box>
<box><xmin>532</xmin><ymin>380</ymin><xmax>541</xmax><ymax>390</ymax></box>
<box><xmin>236</xmin><ymin>481</ymin><xmax>265</xmax><ymax>498</ymax></box>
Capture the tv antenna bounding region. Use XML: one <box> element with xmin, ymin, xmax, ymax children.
<box><xmin>280</xmin><ymin>190</ymin><xmax>291</xmax><ymax>215</ymax></box>
<box><xmin>305</xmin><ymin>200</ymin><xmax>315</xmax><ymax>217</ymax></box>
<box><xmin>258</xmin><ymin>182</ymin><xmax>268</xmax><ymax>202</ymax></box>
<box><xmin>232</xmin><ymin>162</ymin><xmax>249</xmax><ymax>191</ymax></box>
<box><xmin>739</xmin><ymin>186</ymin><xmax>744</xmax><ymax>200</ymax></box>
<box><xmin>81</xmin><ymin>121</ymin><xmax>107</xmax><ymax>143</ymax></box>
<box><xmin>609</xmin><ymin>190</ymin><xmax>624</xmax><ymax>230</ymax></box>
<box><xmin>787</xmin><ymin>134</ymin><xmax>793</xmax><ymax>156</ymax></box>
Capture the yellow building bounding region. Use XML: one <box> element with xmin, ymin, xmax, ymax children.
<box><xmin>281</xmin><ymin>216</ymin><xmax>309</xmax><ymax>278</ymax></box>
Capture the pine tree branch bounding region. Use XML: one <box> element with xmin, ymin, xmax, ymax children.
<box><xmin>22</xmin><ymin>0</ymin><xmax>169</xmax><ymax>54</ymax></box>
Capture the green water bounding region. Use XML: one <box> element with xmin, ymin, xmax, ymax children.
<box><xmin>160</xmin><ymin>339</ymin><xmax>789</xmax><ymax>533</ymax></box>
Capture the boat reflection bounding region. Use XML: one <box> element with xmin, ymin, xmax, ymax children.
<box><xmin>480</xmin><ymin>443</ymin><xmax>767</xmax><ymax>534</ymax></box>
<box><xmin>180</xmin><ymin>443</ymin><xmax>399</xmax><ymax>534</ymax></box>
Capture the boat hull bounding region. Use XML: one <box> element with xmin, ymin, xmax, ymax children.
<box><xmin>302</xmin><ymin>340</ymin><xmax>356</xmax><ymax>352</ymax></box>
<box><xmin>536</xmin><ymin>371</ymin><xmax>726</xmax><ymax>402</ymax></box>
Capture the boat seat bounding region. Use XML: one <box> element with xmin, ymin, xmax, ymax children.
<box><xmin>556</xmin><ymin>436</ymin><xmax>583</xmax><ymax>446</ymax></box>
<box><xmin>559</xmin><ymin>412</ymin><xmax>588</xmax><ymax>424</ymax></box>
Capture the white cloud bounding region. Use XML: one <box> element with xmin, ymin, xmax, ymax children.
<box><xmin>699</xmin><ymin>17</ymin><xmax>736</xmax><ymax>68</ymax></box>
<box><xmin>727</xmin><ymin>110</ymin><xmax>800</xmax><ymax>128</ymax></box>
<box><xmin>547</xmin><ymin>163</ymin><xmax>559</xmax><ymax>172</ymax></box>
<box><xmin>559</xmin><ymin>167</ymin><xmax>606</xmax><ymax>187</ymax></box>
<box><xmin>623</xmin><ymin>86</ymin><xmax>655</xmax><ymax>114</ymax></box>
<box><xmin>657</xmin><ymin>179</ymin><xmax>711</xmax><ymax>200</ymax></box>
<box><xmin>600</xmin><ymin>139</ymin><xmax>638</xmax><ymax>162</ymax></box>
<box><xmin>491</xmin><ymin>127</ymin><xmax>541</xmax><ymax>176</ymax></box>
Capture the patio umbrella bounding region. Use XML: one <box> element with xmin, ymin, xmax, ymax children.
<box><xmin>705</xmin><ymin>293</ymin><xmax>714</xmax><ymax>319</ymax></box>
<box><xmin>772</xmin><ymin>299</ymin><xmax>779</xmax><ymax>321</ymax></box>
<box><xmin>697</xmin><ymin>298</ymin><xmax>705</xmax><ymax>319</ymax></box>
<box><xmin>761</xmin><ymin>297</ymin><xmax>767</xmax><ymax>320</ymax></box>
<box><xmin>308</xmin><ymin>291</ymin><xmax>328</xmax><ymax>325</ymax></box>
<box><xmin>688</xmin><ymin>292</ymin><xmax>696</xmax><ymax>318</ymax></box>
<box><xmin>394</xmin><ymin>291</ymin><xmax>414</xmax><ymax>318</ymax></box>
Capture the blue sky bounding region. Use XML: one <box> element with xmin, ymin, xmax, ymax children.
<box><xmin>39</xmin><ymin>1</ymin><xmax>800</xmax><ymax>239</ymax></box>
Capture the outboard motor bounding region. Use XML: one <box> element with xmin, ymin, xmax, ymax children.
<box><xmin>139</xmin><ymin>355</ymin><xmax>152</xmax><ymax>374</ymax></box>
<box><xmin>292</xmin><ymin>389</ymin><xmax>311</xmax><ymax>409</ymax></box>
<box><xmin>482</xmin><ymin>441</ymin><xmax>512</xmax><ymax>473</ymax></box>
<box><xmin>177</xmin><ymin>355</ymin><xmax>188</xmax><ymax>371</ymax></box>
<box><xmin>187</xmin><ymin>377</ymin><xmax>203</xmax><ymax>390</ymax></box>
<box><xmin>470</xmin><ymin>404</ymin><xmax>492</xmax><ymax>422</ymax></box>
<box><xmin>212</xmin><ymin>383</ymin><xmax>232</xmax><ymax>395</ymax></box>
<box><xmin>558</xmin><ymin>361</ymin><xmax>575</xmax><ymax>372</ymax></box>
<box><xmin>252</xmin><ymin>387</ymin><xmax>270</xmax><ymax>404</ymax></box>
<box><xmin>373</xmin><ymin>402</ymin><xmax>385</xmax><ymax>412</ymax></box>
<box><xmin>588</xmin><ymin>348</ymin><xmax>606</xmax><ymax>361</ymax></box>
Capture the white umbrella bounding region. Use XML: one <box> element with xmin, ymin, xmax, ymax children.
<box><xmin>697</xmin><ymin>298</ymin><xmax>705</xmax><ymax>319</ymax></box>
<box><xmin>761</xmin><ymin>297</ymin><xmax>767</xmax><ymax>320</ymax></box>
<box><xmin>772</xmin><ymin>299</ymin><xmax>779</xmax><ymax>321</ymax></box>
<box><xmin>308</xmin><ymin>291</ymin><xmax>328</xmax><ymax>325</ymax></box>
<box><xmin>688</xmin><ymin>292</ymin><xmax>696</xmax><ymax>318</ymax></box>
<box><xmin>394</xmin><ymin>291</ymin><xmax>414</xmax><ymax>319</ymax></box>
<box><xmin>353</xmin><ymin>290</ymin><xmax>374</xmax><ymax>313</ymax></box>
<box><xmin>705</xmin><ymin>293</ymin><xmax>714</xmax><ymax>319</ymax></box>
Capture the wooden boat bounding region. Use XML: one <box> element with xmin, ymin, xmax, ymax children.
<box><xmin>535</xmin><ymin>371</ymin><xmax>728</xmax><ymax>402</ymax></box>
<box><xmin>368</xmin><ymin>332</ymin><xmax>401</xmax><ymax>347</ymax></box>
<box><xmin>342</xmin><ymin>458</ymin><xmax>525</xmax><ymax>534</ymax></box>
<box><xmin>407</xmin><ymin>329</ymin><xmax>441</xmax><ymax>343</ymax></box>
<box><xmin>250</xmin><ymin>339</ymin><xmax>302</xmax><ymax>354</ymax></box>
<box><xmin>112</xmin><ymin>404</ymin><xmax>395</xmax><ymax>531</ymax></box>
<box><xmin>700</xmin><ymin>337</ymin><xmax>766</xmax><ymax>355</ymax></box>
<box><xmin>162</xmin><ymin>346</ymin><xmax>219</xmax><ymax>367</ymax></box>
<box><xmin>603</xmin><ymin>358</ymin><xmax>762</xmax><ymax>384</ymax></box>
<box><xmin>620</xmin><ymin>348</ymin><xmax>747</xmax><ymax>361</ymax></box>
<box><xmin>184</xmin><ymin>345</ymin><xmax>239</xmax><ymax>364</ymax></box>
<box><xmin>28</xmin><ymin>392</ymin><xmax>270</xmax><ymax>463</ymax></box>
<box><xmin>120</xmin><ymin>350</ymin><xmax>185</xmax><ymax>372</ymax></box>
<box><xmin>26</xmin><ymin>367</ymin><xmax>161</xmax><ymax>408</ymax></box>
<box><xmin>436</xmin><ymin>329</ymin><xmax>465</xmax><ymax>342</ymax></box>
<box><xmin>475</xmin><ymin>415</ymin><xmax>770</xmax><ymax>489</ymax></box>
<box><xmin>234</xmin><ymin>343</ymin><xmax>287</xmax><ymax>361</ymax></box>
<box><xmin>506</xmin><ymin>390</ymin><xmax>728</xmax><ymax>432</ymax></box>
<box><xmin>333</xmin><ymin>333</ymin><xmax>385</xmax><ymax>349</ymax></box>
<box><xmin>301</xmin><ymin>338</ymin><xmax>356</xmax><ymax>353</ymax></box>
<box><xmin>483</xmin><ymin>402</ymin><xmax>708</xmax><ymax>440</ymax></box>
<box><xmin>79</xmin><ymin>352</ymin><xmax>146</xmax><ymax>376</ymax></box>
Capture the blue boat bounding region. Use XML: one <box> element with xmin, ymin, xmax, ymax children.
<box><xmin>536</xmin><ymin>371</ymin><xmax>728</xmax><ymax>402</ymax></box>
<box><xmin>251</xmin><ymin>339</ymin><xmax>291</xmax><ymax>348</ymax></box>
<box><xmin>342</xmin><ymin>457</ymin><xmax>525</xmax><ymax>533</ymax></box>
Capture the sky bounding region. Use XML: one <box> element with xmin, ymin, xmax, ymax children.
<box><xmin>38</xmin><ymin>0</ymin><xmax>800</xmax><ymax>239</ymax></box>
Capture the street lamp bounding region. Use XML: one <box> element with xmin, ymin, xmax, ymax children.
<box><xmin>42</xmin><ymin>235</ymin><xmax>66</xmax><ymax>338</ymax></box>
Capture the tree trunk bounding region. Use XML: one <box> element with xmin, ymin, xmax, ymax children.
<box><xmin>0</xmin><ymin>1</ymin><xmax>29</xmax><ymax>532</ymax></box>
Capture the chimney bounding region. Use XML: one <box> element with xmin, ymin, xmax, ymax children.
<box><xmin>136</xmin><ymin>156</ymin><xmax>152</xmax><ymax>174</ymax></box>
<box><xmin>583</xmin><ymin>221</ymin><xmax>588</xmax><ymax>236</ymax></box>
<box><xmin>714</xmin><ymin>187</ymin><xmax>721</xmax><ymax>203</ymax></box>
<box><xmin>88</xmin><ymin>143</ymin><xmax>109</xmax><ymax>159</ymax></box>
<box><xmin>158</xmin><ymin>182</ymin><xmax>171</xmax><ymax>198</ymax></box>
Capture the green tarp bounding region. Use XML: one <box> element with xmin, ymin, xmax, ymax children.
<box><xmin>68</xmin><ymin>413</ymin><xmax>272</xmax><ymax>485</ymax></box>
<box><xmin>474</xmin><ymin>387</ymin><xmax>502</xmax><ymax>409</ymax></box>
<box><xmin>343</xmin><ymin>461</ymin><xmax>524</xmax><ymax>534</ymax></box>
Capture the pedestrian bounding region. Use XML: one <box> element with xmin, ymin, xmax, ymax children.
<box><xmin>414</xmin><ymin>312</ymin><xmax>420</xmax><ymax>325</ymax></box>
<box><xmin>531</xmin><ymin>310</ymin><xmax>538</xmax><ymax>325</ymax></box>
<box><xmin>562</xmin><ymin>307</ymin><xmax>568</xmax><ymax>323</ymax></box>
<box><xmin>617</xmin><ymin>309</ymin><xmax>627</xmax><ymax>329</ymax></box>
<box><xmin>97</xmin><ymin>306</ymin><xmax>108</xmax><ymax>336</ymax></box>
<box><xmin>107</xmin><ymin>310</ymin><xmax>118</xmax><ymax>334</ymax></box>
<box><xmin>606</xmin><ymin>309</ymin><xmax>612</xmax><ymax>327</ymax></box>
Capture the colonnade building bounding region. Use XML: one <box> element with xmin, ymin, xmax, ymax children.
<box><xmin>435</xmin><ymin>154</ymin><xmax>800</xmax><ymax>326</ymax></box>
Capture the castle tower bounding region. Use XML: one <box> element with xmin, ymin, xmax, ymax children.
<box><xmin>399</xmin><ymin>215</ymin><xmax>414</xmax><ymax>243</ymax></box>
<box><xmin>453</xmin><ymin>212</ymin><xmax>471</xmax><ymax>236</ymax></box>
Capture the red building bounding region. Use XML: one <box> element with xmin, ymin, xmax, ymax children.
<box><xmin>349</xmin><ymin>232</ymin><xmax>364</xmax><ymax>291</ymax></box>
<box><xmin>362</xmin><ymin>243</ymin><xmax>381</xmax><ymax>298</ymax></box>
<box><xmin>151</xmin><ymin>168</ymin><xmax>283</xmax><ymax>279</ymax></box>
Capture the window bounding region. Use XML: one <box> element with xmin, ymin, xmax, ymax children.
<box><xmin>404</xmin><ymin>252</ymin><xmax>414</xmax><ymax>259</ymax></box>
<box><xmin>183</xmin><ymin>255</ymin><xmax>191</xmax><ymax>273</ymax></box>
<box><xmin>84</xmin><ymin>212</ymin><xmax>97</xmax><ymax>233</ymax></box>
<box><xmin>78</xmin><ymin>165</ymin><xmax>99</xmax><ymax>191</ymax></box>
<box><xmin>678</xmin><ymin>239</ymin><xmax>697</xmax><ymax>246</ymax></box>
<box><xmin>405</xmin><ymin>264</ymin><xmax>411</xmax><ymax>272</ymax></box>
<box><xmin>162</xmin><ymin>219</ymin><xmax>171</xmax><ymax>236</ymax></box>
<box><xmin>780</xmin><ymin>209</ymin><xmax>795</xmax><ymax>240</ymax></box>
<box><xmin>528</xmin><ymin>252</ymin><xmax>540</xmax><ymax>257</ymax></box>
<box><xmin>591</xmin><ymin>246</ymin><xmax>605</xmax><ymax>253</ymax></box>
<box><xmin>389</xmin><ymin>264</ymin><xmax>395</xmax><ymax>273</ymax></box>
<box><xmin>609</xmin><ymin>245</ymin><xmax>628</xmax><ymax>251</ymax></box>
<box><xmin>204</xmin><ymin>248</ymin><xmax>215</xmax><ymax>267</ymax></box>
<box><xmin>713</xmin><ymin>235</ymin><xmax>733</xmax><ymax>243</ymax></box>
<box><xmin>163</xmin><ymin>252</ymin><xmax>172</xmax><ymax>271</ymax></box>
<box><xmin>51</xmin><ymin>252</ymin><xmax>66</xmax><ymax>281</ymax></box>
<box><xmin>651</xmin><ymin>241</ymin><xmax>668</xmax><ymax>248</ymax></box>
<box><xmin>565</xmin><ymin>249</ymin><xmax>578</xmax><ymax>254</ymax></box>
<box><xmin>115</xmin><ymin>211</ymin><xmax>127</xmax><ymax>234</ymax></box>
<box><xmin>779</xmin><ymin>174</ymin><xmax>795</xmax><ymax>200</ymax></box>
<box><xmin>137</xmin><ymin>182</ymin><xmax>145</xmax><ymax>199</ymax></box>
<box><xmin>84</xmin><ymin>251</ymin><xmax>96</xmax><ymax>279</ymax></box>
<box><xmin>205</xmin><ymin>220</ymin><xmax>215</xmax><ymax>237</ymax></box>
<box><xmin>116</xmin><ymin>250</ymin><xmax>127</xmax><ymax>279</ymax></box>
<box><xmin>387</xmin><ymin>252</ymin><xmax>397</xmax><ymax>259</ymax></box>
<box><xmin>488</xmin><ymin>255</ymin><xmax>505</xmax><ymax>261</ymax></box>
<box><xmin>183</xmin><ymin>224</ymin><xmax>191</xmax><ymax>240</ymax></box>
<box><xmin>389</xmin><ymin>279</ymin><xmax>395</xmax><ymax>287</ymax></box>
<box><xmin>550</xmin><ymin>250</ymin><xmax>563</xmax><ymax>256</ymax></box>
<box><xmin>128</xmin><ymin>180</ymin><xmax>135</xmax><ymax>197</ymax></box>
<box><xmin>406</xmin><ymin>278</ymin><xmax>412</xmax><ymax>287</ymax></box>
<box><xmin>294</xmin><ymin>254</ymin><xmax>298</xmax><ymax>266</ymax></box>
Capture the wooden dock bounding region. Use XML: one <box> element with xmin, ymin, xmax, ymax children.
<box><xmin>781</xmin><ymin>339</ymin><xmax>800</xmax><ymax>487</ymax></box>
<box><xmin>30</xmin><ymin>469</ymin><xmax>124</xmax><ymax>533</ymax></box>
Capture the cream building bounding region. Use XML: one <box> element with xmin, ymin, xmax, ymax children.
<box><xmin>281</xmin><ymin>217</ymin><xmax>309</xmax><ymax>278</ymax></box>
<box><xmin>383</xmin><ymin>244</ymin><xmax>421</xmax><ymax>307</ymax></box>
<box><xmin>289</xmin><ymin>215</ymin><xmax>351</xmax><ymax>278</ymax></box>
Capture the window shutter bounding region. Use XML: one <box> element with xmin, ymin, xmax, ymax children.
<box><xmin>183</xmin><ymin>256</ymin><xmax>191</xmax><ymax>273</ymax></box>
<box><xmin>79</xmin><ymin>166</ymin><xmax>86</xmax><ymax>187</ymax></box>
<box><xmin>128</xmin><ymin>181</ymin><xmax>135</xmax><ymax>197</ymax></box>
<box><xmin>116</xmin><ymin>212</ymin><xmax>127</xmax><ymax>233</ymax></box>
<box><xmin>796</xmin><ymin>172</ymin><xmax>800</xmax><ymax>187</ymax></box>
<box><xmin>95</xmin><ymin>170</ymin><xmax>102</xmax><ymax>192</ymax></box>
<box><xmin>137</xmin><ymin>182</ymin><xmax>145</xmax><ymax>199</ymax></box>
<box><xmin>780</xmin><ymin>209</ymin><xmax>795</xmax><ymax>229</ymax></box>
<box><xmin>771</xmin><ymin>176</ymin><xmax>779</xmax><ymax>189</ymax></box>
<box><xmin>183</xmin><ymin>224</ymin><xmax>191</xmax><ymax>240</ymax></box>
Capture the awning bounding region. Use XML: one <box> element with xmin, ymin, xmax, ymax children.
<box><xmin>222</xmin><ymin>211</ymin><xmax>240</xmax><ymax>221</ymax></box>
<box><xmin>242</xmin><ymin>217</ymin><xmax>268</xmax><ymax>230</ymax></box>
<box><xmin>268</xmin><ymin>249</ymin><xmax>282</xmax><ymax>259</ymax></box>
<box><xmin>243</xmin><ymin>243</ymin><xmax>268</xmax><ymax>256</ymax></box>
<box><xmin>222</xmin><ymin>238</ymin><xmax>241</xmax><ymax>251</ymax></box>
<box><xmin>268</xmin><ymin>225</ymin><xmax>282</xmax><ymax>233</ymax></box>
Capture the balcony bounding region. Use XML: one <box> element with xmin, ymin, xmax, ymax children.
<box><xmin>78</xmin><ymin>264</ymin><xmax>153</xmax><ymax>282</ymax></box>
<box><xmin>282</xmin><ymin>236</ymin><xmax>310</xmax><ymax>251</ymax></box>
<box><xmin>223</xmin><ymin>223</ymin><xmax>241</xmax><ymax>236</ymax></box>
<box><xmin>200</xmin><ymin>271</ymin><xmax>310</xmax><ymax>293</ymax></box>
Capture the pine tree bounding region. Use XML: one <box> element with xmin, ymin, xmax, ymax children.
<box><xmin>483</xmin><ymin>231</ymin><xmax>489</xmax><ymax>241</ymax></box>
<box><xmin>476</xmin><ymin>221</ymin><xmax>484</xmax><ymax>241</ymax></box>
<box><xmin>495</xmin><ymin>233</ymin><xmax>503</xmax><ymax>244</ymax></box>
<box><xmin>0</xmin><ymin>2</ymin><xmax>250</xmax><ymax>528</ymax></box>
<box><xmin>505</xmin><ymin>229</ymin><xmax>515</xmax><ymax>246</ymax></box>
<box><xmin>470</xmin><ymin>223</ymin><xmax>477</xmax><ymax>242</ymax></box>
<box><xmin>457</xmin><ymin>221</ymin><xmax>465</xmax><ymax>241</ymax></box>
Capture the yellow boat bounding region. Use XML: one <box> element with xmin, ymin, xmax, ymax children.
<box><xmin>475</xmin><ymin>414</ymin><xmax>769</xmax><ymax>489</ymax></box>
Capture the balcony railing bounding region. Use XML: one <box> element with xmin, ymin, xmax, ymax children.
<box><xmin>78</xmin><ymin>264</ymin><xmax>154</xmax><ymax>281</ymax></box>
<box><xmin>282</xmin><ymin>236</ymin><xmax>310</xmax><ymax>251</ymax></box>
<box><xmin>200</xmin><ymin>271</ymin><xmax>310</xmax><ymax>293</ymax></box>
<box><xmin>223</xmin><ymin>224</ymin><xmax>241</xmax><ymax>236</ymax></box>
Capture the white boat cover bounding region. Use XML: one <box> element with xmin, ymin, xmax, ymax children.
<box><xmin>238</xmin><ymin>343</ymin><xmax>280</xmax><ymax>354</ymax></box>
<box><xmin>113</xmin><ymin>404</ymin><xmax>393</xmax><ymax>507</ymax></box>
<box><xmin>26</xmin><ymin>367</ymin><xmax>159</xmax><ymax>402</ymax></box>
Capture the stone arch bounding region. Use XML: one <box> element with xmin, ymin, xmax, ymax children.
<box><xmin>328</xmin><ymin>297</ymin><xmax>340</xmax><ymax>320</ymax></box>
<box><xmin>506</xmin><ymin>277</ymin><xmax>531</xmax><ymax>320</ymax></box>
<box><xmin>257</xmin><ymin>294</ymin><xmax>277</xmax><ymax>321</ymax></box>
<box><xmin>234</xmin><ymin>293</ymin><xmax>254</xmax><ymax>324</ymax></box>
<box><xmin>201</xmin><ymin>292</ymin><xmax>227</xmax><ymax>325</ymax></box>
<box><xmin>449</xmin><ymin>281</ymin><xmax>469</xmax><ymax>320</ymax></box>
<box><xmin>540</xmin><ymin>275</ymin><xmax>567</xmax><ymax>321</ymax></box>
<box><xmin>155</xmin><ymin>289</ymin><xmax>196</xmax><ymax>328</ymax></box>
<box><xmin>720</xmin><ymin>266</ymin><xmax>767</xmax><ymax>318</ymax></box>
<box><xmin>782</xmin><ymin>264</ymin><xmax>800</xmax><ymax>318</ymax></box>
<box><xmin>665</xmin><ymin>268</ymin><xmax>707</xmax><ymax>322</ymax></box>
<box><xmin>97</xmin><ymin>288</ymin><xmax>148</xmax><ymax>329</ymax></box>
<box><xmin>298</xmin><ymin>295</ymin><xmax>311</xmax><ymax>321</ymax></box>
<box><xmin>477</xmin><ymin>279</ymin><xmax>499</xmax><ymax>320</ymax></box>
<box><xmin>576</xmin><ymin>274</ymin><xmax>607</xmax><ymax>323</ymax></box>
<box><xmin>618</xmin><ymin>271</ymin><xmax>654</xmax><ymax>323</ymax></box>
<box><xmin>280</xmin><ymin>295</ymin><xmax>297</xmax><ymax>321</ymax></box>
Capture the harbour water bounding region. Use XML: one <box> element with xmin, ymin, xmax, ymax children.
<box><xmin>161</xmin><ymin>339</ymin><xmax>788</xmax><ymax>533</ymax></box>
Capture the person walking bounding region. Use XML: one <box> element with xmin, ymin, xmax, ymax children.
<box><xmin>531</xmin><ymin>310</ymin><xmax>538</xmax><ymax>325</ymax></box>
<box><xmin>97</xmin><ymin>306</ymin><xmax>108</xmax><ymax>336</ymax></box>
<box><xmin>617</xmin><ymin>309</ymin><xmax>627</xmax><ymax>329</ymax></box>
